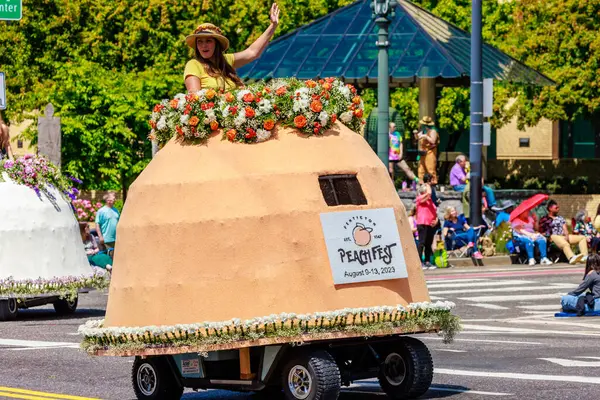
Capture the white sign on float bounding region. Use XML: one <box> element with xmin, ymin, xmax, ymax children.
<box><xmin>320</xmin><ymin>208</ymin><xmax>408</xmax><ymax>285</ymax></box>
<box><xmin>0</xmin><ymin>72</ymin><xmax>6</xmax><ymax>110</ymax></box>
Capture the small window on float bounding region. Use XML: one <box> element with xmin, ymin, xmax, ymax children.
<box><xmin>318</xmin><ymin>174</ymin><xmax>367</xmax><ymax>206</ymax></box>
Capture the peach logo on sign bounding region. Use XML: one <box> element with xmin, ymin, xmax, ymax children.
<box><xmin>352</xmin><ymin>223</ymin><xmax>373</xmax><ymax>247</ymax></box>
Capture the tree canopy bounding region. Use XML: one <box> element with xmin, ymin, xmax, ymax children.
<box><xmin>0</xmin><ymin>0</ymin><xmax>597</xmax><ymax>189</ymax></box>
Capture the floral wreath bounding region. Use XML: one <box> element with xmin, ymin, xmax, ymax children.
<box><xmin>148</xmin><ymin>77</ymin><xmax>365</xmax><ymax>146</ymax></box>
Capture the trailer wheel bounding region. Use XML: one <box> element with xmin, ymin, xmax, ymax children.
<box><xmin>281</xmin><ymin>350</ymin><xmax>340</xmax><ymax>400</ymax></box>
<box><xmin>0</xmin><ymin>299</ymin><xmax>18</xmax><ymax>321</ymax></box>
<box><xmin>53</xmin><ymin>296</ymin><xmax>78</xmax><ymax>315</ymax></box>
<box><xmin>377</xmin><ymin>337</ymin><xmax>433</xmax><ymax>399</ymax></box>
<box><xmin>132</xmin><ymin>357</ymin><xmax>183</xmax><ymax>400</ymax></box>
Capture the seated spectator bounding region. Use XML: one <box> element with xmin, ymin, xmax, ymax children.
<box><xmin>594</xmin><ymin>204</ymin><xmax>600</xmax><ymax>232</ymax></box>
<box><xmin>511</xmin><ymin>210</ymin><xmax>553</xmax><ymax>266</ymax></box>
<box><xmin>492</xmin><ymin>200</ymin><xmax>516</xmax><ymax>227</ymax></box>
<box><xmin>541</xmin><ymin>200</ymin><xmax>587</xmax><ymax>265</ymax></box>
<box><xmin>80</xmin><ymin>222</ymin><xmax>113</xmax><ymax>272</ymax></box>
<box><xmin>561</xmin><ymin>254</ymin><xmax>600</xmax><ymax>315</ymax></box>
<box><xmin>442</xmin><ymin>206</ymin><xmax>483</xmax><ymax>259</ymax></box>
<box><xmin>450</xmin><ymin>155</ymin><xmax>496</xmax><ymax>207</ymax></box>
<box><xmin>573</xmin><ymin>210</ymin><xmax>600</xmax><ymax>253</ymax></box>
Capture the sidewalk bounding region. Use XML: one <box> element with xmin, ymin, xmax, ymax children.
<box><xmin>424</xmin><ymin>262</ymin><xmax>583</xmax><ymax>276</ymax></box>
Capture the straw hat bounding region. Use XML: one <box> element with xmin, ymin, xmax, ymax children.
<box><xmin>185</xmin><ymin>23</ymin><xmax>230</xmax><ymax>52</ymax></box>
<box><xmin>419</xmin><ymin>116</ymin><xmax>435</xmax><ymax>126</ymax></box>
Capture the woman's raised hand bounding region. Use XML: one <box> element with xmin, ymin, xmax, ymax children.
<box><xmin>270</xmin><ymin>3</ymin><xmax>280</xmax><ymax>26</ymax></box>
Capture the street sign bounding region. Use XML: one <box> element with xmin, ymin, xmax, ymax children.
<box><xmin>0</xmin><ymin>72</ymin><xmax>6</xmax><ymax>110</ymax></box>
<box><xmin>0</xmin><ymin>0</ymin><xmax>22</xmax><ymax>21</ymax></box>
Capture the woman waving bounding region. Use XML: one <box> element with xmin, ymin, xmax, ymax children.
<box><xmin>184</xmin><ymin>3</ymin><xmax>280</xmax><ymax>92</ymax></box>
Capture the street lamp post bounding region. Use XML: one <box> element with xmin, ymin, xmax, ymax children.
<box><xmin>469</xmin><ymin>0</ymin><xmax>483</xmax><ymax>226</ymax></box>
<box><xmin>371</xmin><ymin>0</ymin><xmax>397</xmax><ymax>168</ymax></box>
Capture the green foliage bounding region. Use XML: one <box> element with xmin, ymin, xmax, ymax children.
<box><xmin>491</xmin><ymin>222</ymin><xmax>512</xmax><ymax>255</ymax></box>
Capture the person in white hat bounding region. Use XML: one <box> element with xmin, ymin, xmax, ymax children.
<box><xmin>184</xmin><ymin>4</ymin><xmax>280</xmax><ymax>92</ymax></box>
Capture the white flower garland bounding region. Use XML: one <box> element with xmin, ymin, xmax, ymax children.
<box><xmin>79</xmin><ymin>301</ymin><xmax>455</xmax><ymax>339</ymax></box>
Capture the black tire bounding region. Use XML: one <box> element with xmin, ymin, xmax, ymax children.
<box><xmin>132</xmin><ymin>357</ymin><xmax>183</xmax><ymax>400</ymax></box>
<box><xmin>0</xmin><ymin>299</ymin><xmax>18</xmax><ymax>321</ymax></box>
<box><xmin>281</xmin><ymin>349</ymin><xmax>341</xmax><ymax>400</ymax></box>
<box><xmin>377</xmin><ymin>337</ymin><xmax>433</xmax><ymax>399</ymax></box>
<box><xmin>53</xmin><ymin>296</ymin><xmax>78</xmax><ymax>315</ymax></box>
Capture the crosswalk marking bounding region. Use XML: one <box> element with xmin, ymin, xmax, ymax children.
<box><xmin>435</xmin><ymin>368</ymin><xmax>600</xmax><ymax>384</ymax></box>
<box><xmin>467</xmin><ymin>303</ymin><xmax>509</xmax><ymax>310</ymax></box>
<box><xmin>427</xmin><ymin>280</ymin><xmax>534</xmax><ymax>289</ymax></box>
<box><xmin>426</xmin><ymin>278</ymin><xmax>490</xmax><ymax>284</ymax></box>
<box><xmin>458</xmin><ymin>293</ymin><xmax>563</xmax><ymax>302</ymax></box>
<box><xmin>461</xmin><ymin>324</ymin><xmax>600</xmax><ymax>337</ymax></box>
<box><xmin>518</xmin><ymin>304</ymin><xmax>564</xmax><ymax>310</ymax></box>
<box><xmin>431</xmin><ymin>284</ymin><xmax>572</xmax><ymax>295</ymax></box>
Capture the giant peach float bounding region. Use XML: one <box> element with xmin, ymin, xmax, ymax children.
<box><xmin>80</xmin><ymin>79</ymin><xmax>459</xmax><ymax>400</ymax></box>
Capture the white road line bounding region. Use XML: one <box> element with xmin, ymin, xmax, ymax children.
<box><xmin>432</xmin><ymin>285</ymin><xmax>571</xmax><ymax>295</ymax></box>
<box><xmin>427</xmin><ymin>280</ymin><xmax>534</xmax><ymax>289</ymax></box>
<box><xmin>540</xmin><ymin>358</ymin><xmax>600</xmax><ymax>367</ymax></box>
<box><xmin>435</xmin><ymin>368</ymin><xmax>600</xmax><ymax>384</ymax></box>
<box><xmin>459</xmin><ymin>293</ymin><xmax>563</xmax><ymax>302</ymax></box>
<box><xmin>426</xmin><ymin>278</ymin><xmax>489</xmax><ymax>284</ymax></box>
<box><xmin>7</xmin><ymin>345</ymin><xmax>80</xmax><ymax>351</ymax></box>
<box><xmin>435</xmin><ymin>349</ymin><xmax>467</xmax><ymax>353</ymax></box>
<box><xmin>461</xmin><ymin>324</ymin><xmax>600</xmax><ymax>337</ymax></box>
<box><xmin>429</xmin><ymin>296</ymin><xmax>446</xmax><ymax>300</ymax></box>
<box><xmin>505</xmin><ymin>318</ymin><xmax>600</xmax><ymax>329</ymax></box>
<box><xmin>421</xmin><ymin>337</ymin><xmax>544</xmax><ymax>345</ymax></box>
<box><xmin>518</xmin><ymin>304</ymin><xmax>564</xmax><ymax>310</ymax></box>
<box><xmin>466</xmin><ymin>304</ymin><xmax>509</xmax><ymax>310</ymax></box>
<box><xmin>0</xmin><ymin>339</ymin><xmax>78</xmax><ymax>348</ymax></box>
<box><xmin>522</xmin><ymin>311</ymin><xmax>557</xmax><ymax>315</ymax></box>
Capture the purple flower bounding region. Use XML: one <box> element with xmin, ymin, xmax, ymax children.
<box><xmin>3</xmin><ymin>160</ymin><xmax>14</xmax><ymax>169</ymax></box>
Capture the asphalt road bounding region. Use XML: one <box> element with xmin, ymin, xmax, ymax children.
<box><xmin>0</xmin><ymin>264</ymin><xmax>598</xmax><ymax>400</ymax></box>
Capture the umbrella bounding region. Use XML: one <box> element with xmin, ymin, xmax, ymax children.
<box><xmin>509</xmin><ymin>194</ymin><xmax>549</xmax><ymax>222</ymax></box>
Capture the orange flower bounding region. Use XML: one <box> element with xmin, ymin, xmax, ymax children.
<box><xmin>306</xmin><ymin>80</ymin><xmax>317</xmax><ymax>88</ymax></box>
<box><xmin>226</xmin><ymin>129</ymin><xmax>237</xmax><ymax>141</ymax></box>
<box><xmin>310</xmin><ymin>100</ymin><xmax>323</xmax><ymax>113</ymax></box>
<box><xmin>245</xmin><ymin>107</ymin><xmax>256</xmax><ymax>118</ymax></box>
<box><xmin>176</xmin><ymin>126</ymin><xmax>184</xmax><ymax>136</ymax></box>
<box><xmin>264</xmin><ymin>87</ymin><xmax>272</xmax><ymax>94</ymax></box>
<box><xmin>322</xmin><ymin>82</ymin><xmax>332</xmax><ymax>91</ymax></box>
<box><xmin>206</xmin><ymin>89</ymin><xmax>216</xmax><ymax>100</ymax></box>
<box><xmin>170</xmin><ymin>99</ymin><xmax>179</xmax><ymax>109</ymax></box>
<box><xmin>353</xmin><ymin>109</ymin><xmax>363</xmax><ymax>118</ymax></box>
<box><xmin>210</xmin><ymin>121</ymin><xmax>219</xmax><ymax>131</ymax></box>
<box><xmin>352</xmin><ymin>96</ymin><xmax>361</xmax><ymax>105</ymax></box>
<box><xmin>153</xmin><ymin>104</ymin><xmax>164</xmax><ymax>113</ymax></box>
<box><xmin>263</xmin><ymin>119</ymin><xmax>275</xmax><ymax>130</ymax></box>
<box><xmin>224</xmin><ymin>92</ymin><xmax>235</xmax><ymax>103</ymax></box>
<box><xmin>294</xmin><ymin>115</ymin><xmax>307</xmax><ymax>129</ymax></box>
<box><xmin>242</xmin><ymin>92</ymin><xmax>255</xmax><ymax>103</ymax></box>
<box><xmin>331</xmin><ymin>114</ymin><xmax>337</xmax><ymax>123</ymax></box>
<box><xmin>245</xmin><ymin>128</ymin><xmax>257</xmax><ymax>139</ymax></box>
<box><xmin>275</xmin><ymin>86</ymin><xmax>287</xmax><ymax>96</ymax></box>
<box><xmin>149</xmin><ymin>120</ymin><xmax>156</xmax><ymax>129</ymax></box>
<box><xmin>189</xmin><ymin>116</ymin><xmax>200</xmax><ymax>127</ymax></box>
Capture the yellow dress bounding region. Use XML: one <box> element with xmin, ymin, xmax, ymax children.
<box><xmin>184</xmin><ymin>54</ymin><xmax>237</xmax><ymax>90</ymax></box>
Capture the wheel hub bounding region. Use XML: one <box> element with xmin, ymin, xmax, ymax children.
<box><xmin>384</xmin><ymin>352</ymin><xmax>406</xmax><ymax>386</ymax></box>
<box><xmin>7</xmin><ymin>299</ymin><xmax>17</xmax><ymax>314</ymax></box>
<box><xmin>137</xmin><ymin>363</ymin><xmax>157</xmax><ymax>396</ymax></box>
<box><xmin>288</xmin><ymin>365</ymin><xmax>312</xmax><ymax>399</ymax></box>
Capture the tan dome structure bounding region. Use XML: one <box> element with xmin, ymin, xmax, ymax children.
<box><xmin>104</xmin><ymin>123</ymin><xmax>430</xmax><ymax>328</ymax></box>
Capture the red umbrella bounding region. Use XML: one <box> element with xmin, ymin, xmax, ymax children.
<box><xmin>509</xmin><ymin>193</ymin><xmax>549</xmax><ymax>222</ymax></box>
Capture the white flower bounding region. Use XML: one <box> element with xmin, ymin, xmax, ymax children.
<box><xmin>157</xmin><ymin>116</ymin><xmax>167</xmax><ymax>130</ymax></box>
<box><xmin>258</xmin><ymin>99</ymin><xmax>272</xmax><ymax>114</ymax></box>
<box><xmin>180</xmin><ymin>114</ymin><xmax>189</xmax><ymax>125</ymax></box>
<box><xmin>256</xmin><ymin>129</ymin><xmax>271</xmax><ymax>142</ymax></box>
<box><xmin>340</xmin><ymin>111</ymin><xmax>353</xmax><ymax>123</ymax></box>
<box><xmin>205</xmin><ymin>109</ymin><xmax>216</xmax><ymax>121</ymax></box>
<box><xmin>318</xmin><ymin>111</ymin><xmax>329</xmax><ymax>126</ymax></box>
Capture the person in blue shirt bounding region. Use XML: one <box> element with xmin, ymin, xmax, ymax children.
<box><xmin>95</xmin><ymin>192</ymin><xmax>120</xmax><ymax>250</ymax></box>
<box><xmin>492</xmin><ymin>200</ymin><xmax>516</xmax><ymax>227</ymax></box>
<box><xmin>442</xmin><ymin>206</ymin><xmax>483</xmax><ymax>259</ymax></box>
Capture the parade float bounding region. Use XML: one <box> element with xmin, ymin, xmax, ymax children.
<box><xmin>0</xmin><ymin>155</ymin><xmax>109</xmax><ymax>320</ymax></box>
<box><xmin>79</xmin><ymin>78</ymin><xmax>460</xmax><ymax>400</ymax></box>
